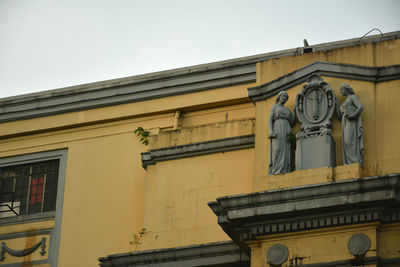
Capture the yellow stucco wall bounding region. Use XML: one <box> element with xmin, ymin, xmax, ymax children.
<box><xmin>253</xmin><ymin>38</ymin><xmax>400</xmax><ymax>191</ymax></box>
<box><xmin>256</xmin><ymin>39</ymin><xmax>400</xmax><ymax>86</ymax></box>
<box><xmin>141</xmin><ymin>103</ymin><xmax>255</xmax><ymax>250</ymax></box>
<box><xmin>249</xmin><ymin>38</ymin><xmax>400</xmax><ymax>267</ymax></box>
<box><xmin>378</xmin><ymin>223</ymin><xmax>400</xmax><ymax>259</ymax></box>
<box><xmin>0</xmin><ymin>81</ymin><xmax>255</xmax><ymax>266</ymax></box>
<box><xmin>0</xmin><ymin>83</ymin><xmax>253</xmax><ymax>139</ymax></box>
<box><xmin>0</xmin><ymin>37</ymin><xmax>398</xmax><ymax>267</ymax></box>
<box><xmin>375</xmin><ymin>80</ymin><xmax>400</xmax><ymax>174</ymax></box>
<box><xmin>253</xmin><ymin>77</ymin><xmax>400</xmax><ymax>191</ymax></box>
<box><xmin>249</xmin><ymin>223</ymin><xmax>400</xmax><ymax>267</ymax></box>
<box><xmin>250</xmin><ymin>224</ymin><xmax>379</xmax><ymax>267</ymax></box>
<box><xmin>0</xmin><ymin>119</ymin><xmax>150</xmax><ymax>266</ymax></box>
<box><xmin>142</xmin><ymin>149</ymin><xmax>254</xmax><ymax>250</ymax></box>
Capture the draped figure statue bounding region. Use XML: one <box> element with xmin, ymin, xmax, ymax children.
<box><xmin>336</xmin><ymin>84</ymin><xmax>364</xmax><ymax>164</ymax></box>
<box><xmin>268</xmin><ymin>91</ymin><xmax>296</xmax><ymax>175</ymax></box>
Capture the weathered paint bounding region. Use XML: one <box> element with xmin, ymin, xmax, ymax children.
<box><xmin>0</xmin><ymin>34</ymin><xmax>399</xmax><ymax>267</ymax></box>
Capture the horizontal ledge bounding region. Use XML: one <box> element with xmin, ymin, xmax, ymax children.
<box><xmin>0</xmin><ymin>228</ymin><xmax>52</xmax><ymax>241</ymax></box>
<box><xmin>2</xmin><ymin>31</ymin><xmax>399</xmax><ymax>123</ymax></box>
<box><xmin>213</xmin><ymin>174</ymin><xmax>400</xmax><ymax>213</ymax></box>
<box><xmin>141</xmin><ymin>134</ymin><xmax>255</xmax><ymax>169</ymax></box>
<box><xmin>98</xmin><ymin>241</ymin><xmax>249</xmax><ymax>267</ymax></box>
<box><xmin>208</xmin><ymin>174</ymin><xmax>400</xmax><ymax>246</ymax></box>
<box><xmin>298</xmin><ymin>256</ymin><xmax>400</xmax><ymax>267</ymax></box>
<box><xmin>0</xmin><ymin>65</ymin><xmax>255</xmax><ymax>123</ymax></box>
<box><xmin>0</xmin><ymin>211</ymin><xmax>55</xmax><ymax>227</ymax></box>
<box><xmin>248</xmin><ymin>62</ymin><xmax>400</xmax><ymax>102</ymax></box>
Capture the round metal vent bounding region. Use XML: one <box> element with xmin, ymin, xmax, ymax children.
<box><xmin>348</xmin><ymin>233</ymin><xmax>371</xmax><ymax>256</ymax></box>
<box><xmin>267</xmin><ymin>244</ymin><xmax>289</xmax><ymax>266</ymax></box>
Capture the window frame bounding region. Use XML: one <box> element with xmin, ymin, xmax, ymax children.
<box><xmin>0</xmin><ymin>159</ymin><xmax>60</xmax><ymax>218</ymax></box>
<box><xmin>0</xmin><ymin>149</ymin><xmax>67</xmax><ymax>267</ymax></box>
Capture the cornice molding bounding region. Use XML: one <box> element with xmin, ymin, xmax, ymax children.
<box><xmin>299</xmin><ymin>256</ymin><xmax>400</xmax><ymax>267</ymax></box>
<box><xmin>98</xmin><ymin>241</ymin><xmax>249</xmax><ymax>267</ymax></box>
<box><xmin>208</xmin><ymin>174</ymin><xmax>400</xmax><ymax>252</ymax></box>
<box><xmin>248</xmin><ymin>62</ymin><xmax>400</xmax><ymax>102</ymax></box>
<box><xmin>2</xmin><ymin>31</ymin><xmax>399</xmax><ymax>123</ymax></box>
<box><xmin>141</xmin><ymin>134</ymin><xmax>254</xmax><ymax>169</ymax></box>
<box><xmin>0</xmin><ymin>64</ymin><xmax>256</xmax><ymax>123</ymax></box>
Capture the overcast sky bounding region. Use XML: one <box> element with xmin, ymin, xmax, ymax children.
<box><xmin>0</xmin><ymin>0</ymin><xmax>399</xmax><ymax>99</ymax></box>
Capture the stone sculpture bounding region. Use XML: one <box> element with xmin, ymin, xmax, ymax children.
<box><xmin>295</xmin><ymin>74</ymin><xmax>337</xmax><ymax>170</ymax></box>
<box><xmin>336</xmin><ymin>84</ymin><xmax>364</xmax><ymax>164</ymax></box>
<box><xmin>268</xmin><ymin>91</ymin><xmax>296</xmax><ymax>175</ymax></box>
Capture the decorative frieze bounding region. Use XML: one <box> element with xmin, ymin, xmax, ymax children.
<box><xmin>209</xmin><ymin>175</ymin><xmax>400</xmax><ymax>249</ymax></box>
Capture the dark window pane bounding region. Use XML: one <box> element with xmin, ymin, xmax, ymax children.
<box><xmin>0</xmin><ymin>159</ymin><xmax>59</xmax><ymax>217</ymax></box>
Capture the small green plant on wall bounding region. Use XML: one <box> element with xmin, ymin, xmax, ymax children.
<box><xmin>134</xmin><ymin>127</ymin><xmax>150</xmax><ymax>145</ymax></box>
<box><xmin>130</xmin><ymin>228</ymin><xmax>146</xmax><ymax>251</ymax></box>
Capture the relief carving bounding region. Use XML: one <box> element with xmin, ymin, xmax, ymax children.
<box><xmin>0</xmin><ymin>237</ymin><xmax>46</xmax><ymax>261</ymax></box>
<box><xmin>267</xmin><ymin>74</ymin><xmax>365</xmax><ymax>173</ymax></box>
<box><xmin>295</xmin><ymin>73</ymin><xmax>336</xmax><ymax>137</ymax></box>
<box><xmin>294</xmin><ymin>74</ymin><xmax>337</xmax><ymax>170</ymax></box>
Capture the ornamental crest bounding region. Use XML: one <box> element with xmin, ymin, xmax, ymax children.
<box><xmin>295</xmin><ymin>74</ymin><xmax>336</xmax><ymax>136</ymax></box>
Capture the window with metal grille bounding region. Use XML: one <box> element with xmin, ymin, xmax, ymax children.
<box><xmin>0</xmin><ymin>159</ymin><xmax>59</xmax><ymax>218</ymax></box>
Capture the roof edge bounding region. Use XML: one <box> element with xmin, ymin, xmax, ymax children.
<box><xmin>98</xmin><ymin>241</ymin><xmax>249</xmax><ymax>267</ymax></box>
<box><xmin>2</xmin><ymin>30</ymin><xmax>399</xmax><ymax>103</ymax></box>
<box><xmin>1</xmin><ymin>31</ymin><xmax>399</xmax><ymax>123</ymax></box>
<box><xmin>248</xmin><ymin>62</ymin><xmax>400</xmax><ymax>102</ymax></box>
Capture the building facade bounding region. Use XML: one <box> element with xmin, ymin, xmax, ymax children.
<box><xmin>0</xmin><ymin>32</ymin><xmax>399</xmax><ymax>267</ymax></box>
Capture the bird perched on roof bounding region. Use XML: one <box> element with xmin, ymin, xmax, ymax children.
<box><xmin>303</xmin><ymin>39</ymin><xmax>309</xmax><ymax>47</ymax></box>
